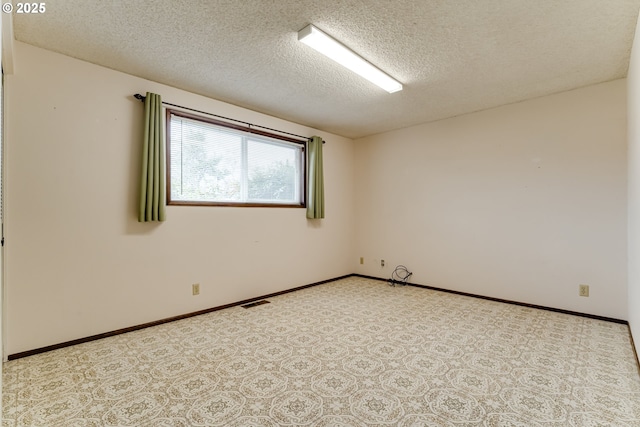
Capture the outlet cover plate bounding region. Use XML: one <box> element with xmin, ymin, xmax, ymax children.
<box><xmin>579</xmin><ymin>284</ymin><xmax>589</xmax><ymax>297</ymax></box>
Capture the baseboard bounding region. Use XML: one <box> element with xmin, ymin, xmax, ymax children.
<box><xmin>7</xmin><ymin>274</ymin><xmax>352</xmax><ymax>361</ymax></box>
<box><xmin>629</xmin><ymin>327</ymin><xmax>640</xmax><ymax>374</ymax></box>
<box><xmin>7</xmin><ymin>272</ymin><xmax>630</xmax><ymax>360</ymax></box>
<box><xmin>352</xmin><ymin>274</ymin><xmax>628</xmax><ymax>325</ymax></box>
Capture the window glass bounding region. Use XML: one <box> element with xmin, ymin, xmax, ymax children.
<box><xmin>168</xmin><ymin>111</ymin><xmax>304</xmax><ymax>206</ymax></box>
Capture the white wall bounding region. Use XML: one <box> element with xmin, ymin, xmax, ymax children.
<box><xmin>1</xmin><ymin>9</ymin><xmax>4</xmax><ymax>419</ymax></box>
<box><xmin>4</xmin><ymin>40</ymin><xmax>632</xmax><ymax>356</ymax></box>
<box><xmin>355</xmin><ymin>80</ymin><xmax>628</xmax><ymax>320</ymax></box>
<box><xmin>628</xmin><ymin>12</ymin><xmax>640</xmax><ymax>357</ymax></box>
<box><xmin>4</xmin><ymin>42</ymin><xmax>355</xmax><ymax>355</ymax></box>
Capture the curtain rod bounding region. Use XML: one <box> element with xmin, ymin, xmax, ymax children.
<box><xmin>134</xmin><ymin>94</ymin><xmax>324</xmax><ymax>144</ymax></box>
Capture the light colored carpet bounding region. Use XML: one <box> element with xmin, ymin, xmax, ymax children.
<box><xmin>3</xmin><ymin>276</ymin><xmax>640</xmax><ymax>426</ymax></box>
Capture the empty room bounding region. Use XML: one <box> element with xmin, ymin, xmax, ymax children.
<box><xmin>2</xmin><ymin>1</ymin><xmax>640</xmax><ymax>426</ymax></box>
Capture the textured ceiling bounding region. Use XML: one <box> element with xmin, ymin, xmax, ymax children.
<box><xmin>12</xmin><ymin>0</ymin><xmax>640</xmax><ymax>139</ymax></box>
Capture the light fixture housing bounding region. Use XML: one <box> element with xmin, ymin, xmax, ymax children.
<box><xmin>298</xmin><ymin>24</ymin><xmax>403</xmax><ymax>93</ymax></box>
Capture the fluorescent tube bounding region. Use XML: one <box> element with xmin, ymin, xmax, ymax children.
<box><xmin>298</xmin><ymin>24</ymin><xmax>403</xmax><ymax>93</ymax></box>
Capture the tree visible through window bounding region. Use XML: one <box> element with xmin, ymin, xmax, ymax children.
<box><xmin>167</xmin><ymin>110</ymin><xmax>305</xmax><ymax>207</ymax></box>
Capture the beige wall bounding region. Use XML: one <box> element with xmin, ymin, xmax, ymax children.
<box><xmin>628</xmin><ymin>12</ymin><xmax>640</xmax><ymax>356</ymax></box>
<box><xmin>354</xmin><ymin>80</ymin><xmax>628</xmax><ymax>320</ymax></box>
<box><xmin>4</xmin><ymin>42</ymin><xmax>355</xmax><ymax>355</ymax></box>
<box><xmin>4</xmin><ymin>41</ymin><xmax>632</xmax><ymax>356</ymax></box>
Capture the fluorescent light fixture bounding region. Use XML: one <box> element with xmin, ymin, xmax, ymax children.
<box><xmin>298</xmin><ymin>24</ymin><xmax>403</xmax><ymax>93</ymax></box>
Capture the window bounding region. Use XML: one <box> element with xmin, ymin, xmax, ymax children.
<box><xmin>167</xmin><ymin>110</ymin><xmax>305</xmax><ymax>207</ymax></box>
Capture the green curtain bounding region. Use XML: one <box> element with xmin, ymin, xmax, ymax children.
<box><xmin>138</xmin><ymin>92</ymin><xmax>166</xmax><ymax>222</ymax></box>
<box><xmin>307</xmin><ymin>136</ymin><xmax>325</xmax><ymax>219</ymax></box>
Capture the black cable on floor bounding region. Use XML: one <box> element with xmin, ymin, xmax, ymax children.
<box><xmin>388</xmin><ymin>265</ymin><xmax>413</xmax><ymax>286</ymax></box>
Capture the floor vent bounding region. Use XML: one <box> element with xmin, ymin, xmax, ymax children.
<box><xmin>242</xmin><ymin>300</ymin><xmax>270</xmax><ymax>309</ymax></box>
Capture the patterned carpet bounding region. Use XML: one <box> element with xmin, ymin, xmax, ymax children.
<box><xmin>3</xmin><ymin>276</ymin><xmax>640</xmax><ymax>426</ymax></box>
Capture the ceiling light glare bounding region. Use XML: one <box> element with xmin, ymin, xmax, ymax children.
<box><xmin>298</xmin><ymin>24</ymin><xmax>403</xmax><ymax>93</ymax></box>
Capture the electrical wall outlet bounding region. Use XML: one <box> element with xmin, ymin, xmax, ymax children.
<box><xmin>381</xmin><ymin>259</ymin><xmax>385</xmax><ymax>267</ymax></box>
<box><xmin>579</xmin><ymin>284</ymin><xmax>589</xmax><ymax>297</ymax></box>
<box><xmin>359</xmin><ymin>257</ymin><xmax>364</xmax><ymax>265</ymax></box>
<box><xmin>192</xmin><ymin>283</ymin><xmax>200</xmax><ymax>296</ymax></box>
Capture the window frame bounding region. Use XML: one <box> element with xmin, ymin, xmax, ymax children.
<box><xmin>166</xmin><ymin>108</ymin><xmax>307</xmax><ymax>208</ymax></box>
